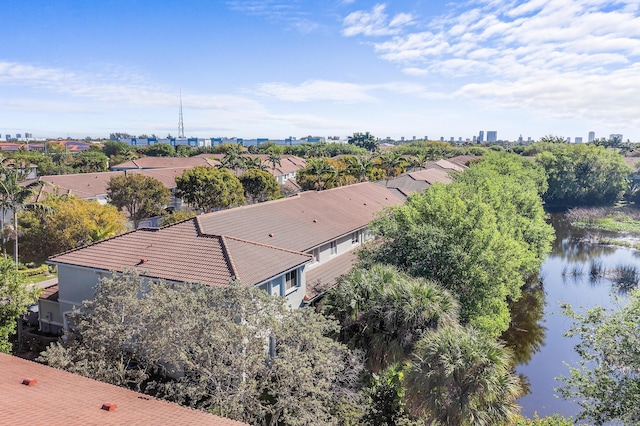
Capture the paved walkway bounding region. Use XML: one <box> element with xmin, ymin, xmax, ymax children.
<box><xmin>27</xmin><ymin>276</ymin><xmax>58</xmax><ymax>292</ymax></box>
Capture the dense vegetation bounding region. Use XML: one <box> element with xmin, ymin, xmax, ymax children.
<box><xmin>557</xmin><ymin>289</ymin><xmax>640</xmax><ymax>425</ymax></box>
<box><xmin>536</xmin><ymin>144</ymin><xmax>631</xmax><ymax>208</ymax></box>
<box><xmin>360</xmin><ymin>152</ymin><xmax>554</xmax><ymax>336</ymax></box>
<box><xmin>41</xmin><ymin>272</ymin><xmax>364</xmax><ymax>425</ymax></box>
<box><xmin>0</xmin><ymin>258</ymin><xmax>40</xmax><ymax>352</ymax></box>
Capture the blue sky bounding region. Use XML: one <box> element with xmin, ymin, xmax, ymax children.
<box><xmin>2</xmin><ymin>0</ymin><xmax>640</xmax><ymax>141</ymax></box>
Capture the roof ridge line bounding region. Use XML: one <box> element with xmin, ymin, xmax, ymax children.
<box><xmin>219</xmin><ymin>235</ymin><xmax>239</xmax><ymax>280</ymax></box>
<box><xmin>222</xmin><ymin>235</ymin><xmax>313</xmax><ymax>258</ymax></box>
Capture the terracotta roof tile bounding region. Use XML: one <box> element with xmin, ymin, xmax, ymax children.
<box><xmin>49</xmin><ymin>218</ymin><xmax>311</xmax><ymax>287</ymax></box>
<box><xmin>196</xmin><ymin>183</ymin><xmax>403</xmax><ymax>253</ymax></box>
<box><xmin>0</xmin><ymin>353</ymin><xmax>247</xmax><ymax>425</ymax></box>
<box><xmin>305</xmin><ymin>252</ymin><xmax>358</xmax><ymax>300</ymax></box>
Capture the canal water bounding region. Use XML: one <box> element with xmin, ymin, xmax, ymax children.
<box><xmin>505</xmin><ymin>214</ymin><xmax>638</xmax><ymax>419</ymax></box>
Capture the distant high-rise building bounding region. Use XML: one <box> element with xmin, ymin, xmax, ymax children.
<box><xmin>15</xmin><ymin>133</ymin><xmax>21</xmax><ymax>139</ymax></box>
<box><xmin>5</xmin><ymin>135</ymin><xmax>10</xmax><ymax>141</ymax></box>
<box><xmin>473</xmin><ymin>136</ymin><xmax>477</xmax><ymax>142</ymax></box>
<box><xmin>440</xmin><ymin>136</ymin><xmax>444</xmax><ymax>142</ymax></box>
<box><xmin>527</xmin><ymin>137</ymin><xmax>532</xmax><ymax>143</ymax></box>
<box><xmin>517</xmin><ymin>134</ymin><xmax>523</xmax><ymax>144</ymax></box>
<box><xmin>478</xmin><ymin>131</ymin><xmax>484</xmax><ymax>142</ymax></box>
<box><xmin>487</xmin><ymin>131</ymin><xmax>497</xmax><ymax>142</ymax></box>
<box><xmin>588</xmin><ymin>131</ymin><xmax>595</xmax><ymax>142</ymax></box>
<box><xmin>567</xmin><ymin>137</ymin><xmax>572</xmax><ymax>143</ymax></box>
<box><xmin>450</xmin><ymin>137</ymin><xmax>454</xmax><ymax>142</ymax></box>
<box><xmin>575</xmin><ymin>137</ymin><xmax>583</xmax><ymax>143</ymax></box>
<box><xmin>424</xmin><ymin>136</ymin><xmax>428</xmax><ymax>140</ymax></box>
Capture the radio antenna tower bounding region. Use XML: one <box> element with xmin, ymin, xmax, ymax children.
<box><xmin>178</xmin><ymin>89</ymin><xmax>185</xmax><ymax>138</ymax></box>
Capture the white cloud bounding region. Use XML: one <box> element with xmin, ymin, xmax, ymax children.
<box><xmin>342</xmin><ymin>4</ymin><xmax>415</xmax><ymax>37</ymax></box>
<box><xmin>342</xmin><ymin>0</ymin><xmax>640</xmax><ymax>128</ymax></box>
<box><xmin>254</xmin><ymin>80</ymin><xmax>376</xmax><ymax>102</ymax></box>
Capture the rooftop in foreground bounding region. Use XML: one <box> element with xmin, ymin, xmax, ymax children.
<box><xmin>0</xmin><ymin>353</ymin><xmax>247</xmax><ymax>425</ymax></box>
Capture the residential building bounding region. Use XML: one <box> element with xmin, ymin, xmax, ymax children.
<box><xmin>39</xmin><ymin>183</ymin><xmax>403</xmax><ymax>333</ymax></box>
<box><xmin>0</xmin><ymin>353</ymin><xmax>246</xmax><ymax>426</ymax></box>
<box><xmin>111</xmin><ymin>154</ymin><xmax>306</xmax><ymax>185</ymax></box>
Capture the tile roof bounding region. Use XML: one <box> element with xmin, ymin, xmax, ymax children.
<box><xmin>49</xmin><ymin>218</ymin><xmax>311</xmax><ymax>287</ymax></box>
<box><xmin>0</xmin><ymin>353</ymin><xmax>246</xmax><ymax>426</ymax></box>
<box><xmin>196</xmin><ymin>182</ymin><xmax>403</xmax><ymax>253</ymax></box>
<box><xmin>31</xmin><ymin>168</ymin><xmax>190</xmax><ymax>201</ymax></box>
<box><xmin>305</xmin><ymin>251</ymin><xmax>358</xmax><ymax>301</ymax></box>
<box><xmin>48</xmin><ymin>183</ymin><xmax>401</xmax><ymax>287</ymax></box>
<box><xmin>112</xmin><ymin>157</ymin><xmax>218</xmax><ymax>170</ymax></box>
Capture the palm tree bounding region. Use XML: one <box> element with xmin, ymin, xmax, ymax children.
<box><xmin>345</xmin><ymin>155</ymin><xmax>373</xmax><ymax>182</ymax></box>
<box><xmin>378</xmin><ymin>152</ymin><xmax>406</xmax><ymax>183</ymax></box>
<box><xmin>403</xmin><ymin>325</ymin><xmax>521</xmax><ymax>425</ymax></box>
<box><xmin>323</xmin><ymin>264</ymin><xmax>458</xmax><ymax>372</ymax></box>
<box><xmin>267</xmin><ymin>150</ymin><xmax>282</xmax><ymax>173</ymax></box>
<box><xmin>244</xmin><ymin>156</ymin><xmax>268</xmax><ymax>171</ymax></box>
<box><xmin>0</xmin><ymin>164</ymin><xmax>50</xmax><ymax>265</ymax></box>
<box><xmin>409</xmin><ymin>153</ymin><xmax>428</xmax><ymax>171</ymax></box>
<box><xmin>305</xmin><ymin>158</ymin><xmax>336</xmax><ymax>191</ymax></box>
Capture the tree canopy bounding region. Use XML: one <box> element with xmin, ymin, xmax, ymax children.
<box><xmin>239</xmin><ymin>168</ymin><xmax>280</xmax><ymax>204</ymax></box>
<box><xmin>323</xmin><ymin>264</ymin><xmax>458</xmax><ymax>372</ymax></box>
<box><xmin>0</xmin><ymin>258</ymin><xmax>40</xmax><ymax>353</ymax></box>
<box><xmin>557</xmin><ymin>289</ymin><xmax>640</xmax><ymax>425</ymax></box>
<box><xmin>175</xmin><ymin>166</ymin><xmax>245</xmax><ymax>213</ymax></box>
<box><xmin>360</xmin><ymin>152</ymin><xmax>554</xmax><ymax>336</ymax></box>
<box><xmin>19</xmin><ymin>194</ymin><xmax>126</xmax><ymax>261</ymax></box>
<box><xmin>536</xmin><ymin>144</ymin><xmax>631</xmax><ymax>208</ymax></box>
<box><xmin>348</xmin><ymin>132</ymin><xmax>379</xmax><ymax>152</ymax></box>
<box><xmin>40</xmin><ymin>271</ymin><xmax>364</xmax><ymax>425</ymax></box>
<box><xmin>404</xmin><ymin>325</ymin><xmax>521</xmax><ymax>425</ymax></box>
<box><xmin>107</xmin><ymin>174</ymin><xmax>171</xmax><ymax>228</ymax></box>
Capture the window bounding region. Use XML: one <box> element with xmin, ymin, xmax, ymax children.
<box><xmin>330</xmin><ymin>241</ymin><xmax>337</xmax><ymax>256</ymax></box>
<box><xmin>351</xmin><ymin>231</ymin><xmax>360</xmax><ymax>245</ymax></box>
<box><xmin>285</xmin><ymin>270</ymin><xmax>298</xmax><ymax>291</ymax></box>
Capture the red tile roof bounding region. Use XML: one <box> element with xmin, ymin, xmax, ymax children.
<box><xmin>0</xmin><ymin>353</ymin><xmax>246</xmax><ymax>426</ymax></box>
<box><xmin>48</xmin><ymin>183</ymin><xmax>401</xmax><ymax>287</ymax></box>
<box><xmin>49</xmin><ymin>220</ymin><xmax>311</xmax><ymax>287</ymax></box>
<box><xmin>112</xmin><ymin>157</ymin><xmax>219</xmax><ymax>170</ymax></box>
<box><xmin>305</xmin><ymin>252</ymin><xmax>358</xmax><ymax>300</ymax></box>
<box><xmin>31</xmin><ymin>168</ymin><xmax>190</xmax><ymax>201</ymax></box>
<box><xmin>196</xmin><ymin>182</ymin><xmax>403</xmax><ymax>253</ymax></box>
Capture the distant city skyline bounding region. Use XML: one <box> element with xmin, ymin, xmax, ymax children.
<box><xmin>2</xmin><ymin>1</ymin><xmax>640</xmax><ymax>141</ymax></box>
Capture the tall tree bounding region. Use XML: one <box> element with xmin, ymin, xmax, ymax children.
<box><xmin>19</xmin><ymin>194</ymin><xmax>127</xmax><ymax>261</ymax></box>
<box><xmin>107</xmin><ymin>174</ymin><xmax>171</xmax><ymax>228</ymax></box>
<box><xmin>175</xmin><ymin>166</ymin><xmax>245</xmax><ymax>213</ymax></box>
<box><xmin>360</xmin><ymin>153</ymin><xmax>553</xmax><ymax>337</ymax></box>
<box><xmin>0</xmin><ymin>164</ymin><xmax>49</xmax><ymax>264</ymax></box>
<box><xmin>239</xmin><ymin>168</ymin><xmax>280</xmax><ymax>204</ymax></box>
<box><xmin>298</xmin><ymin>158</ymin><xmax>336</xmax><ymax>191</ymax></box>
<box><xmin>536</xmin><ymin>144</ymin><xmax>631</xmax><ymax>208</ymax></box>
<box><xmin>404</xmin><ymin>325</ymin><xmax>521</xmax><ymax>425</ymax></box>
<box><xmin>0</xmin><ymin>258</ymin><xmax>40</xmax><ymax>353</ymax></box>
<box><xmin>348</xmin><ymin>132</ymin><xmax>379</xmax><ymax>152</ymax></box>
<box><xmin>72</xmin><ymin>151</ymin><xmax>109</xmax><ymax>173</ymax></box>
<box><xmin>40</xmin><ymin>272</ymin><xmax>364</xmax><ymax>425</ymax></box>
<box><xmin>146</xmin><ymin>143</ymin><xmax>176</xmax><ymax>157</ymax></box>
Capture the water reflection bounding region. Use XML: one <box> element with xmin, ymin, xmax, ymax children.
<box><xmin>550</xmin><ymin>214</ymin><xmax>619</xmax><ymax>262</ymax></box>
<box><xmin>512</xmin><ymin>213</ymin><xmax>639</xmax><ymax>418</ymax></box>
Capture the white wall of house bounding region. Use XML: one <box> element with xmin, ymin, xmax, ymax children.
<box><xmin>256</xmin><ymin>264</ymin><xmax>307</xmax><ymax>308</ymax></box>
<box><xmin>306</xmin><ymin>229</ymin><xmax>365</xmax><ymax>270</ymax></box>
<box><xmin>38</xmin><ymin>299</ymin><xmax>65</xmax><ymax>334</ymax></box>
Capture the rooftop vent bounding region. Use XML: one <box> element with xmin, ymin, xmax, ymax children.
<box><xmin>269</xmin><ymin>233</ymin><xmax>274</xmax><ymax>237</ymax></box>
<box><xmin>101</xmin><ymin>402</ymin><xmax>117</xmax><ymax>411</ymax></box>
<box><xmin>22</xmin><ymin>378</ymin><xmax>37</xmax><ymax>386</ymax></box>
